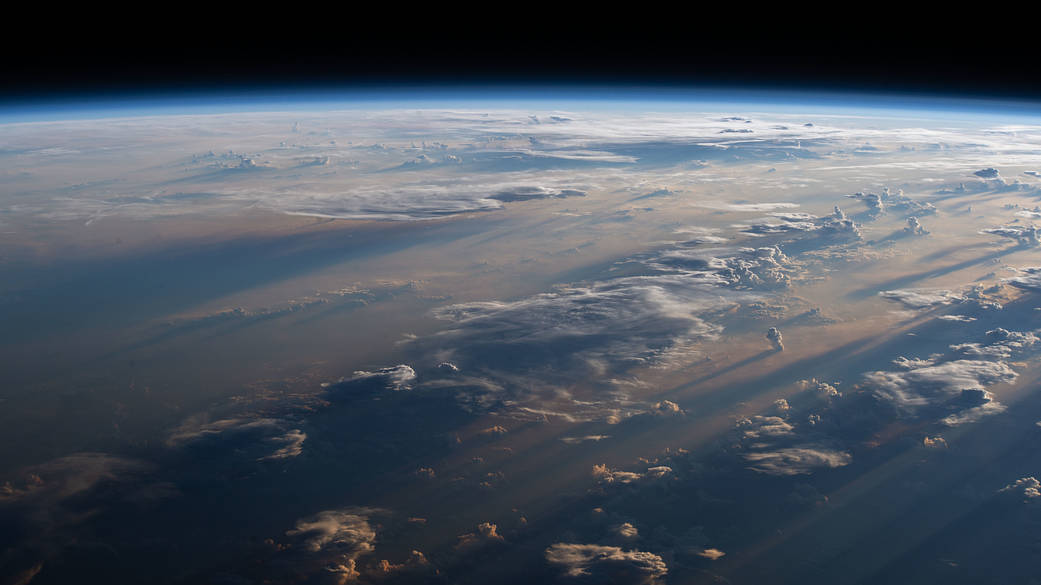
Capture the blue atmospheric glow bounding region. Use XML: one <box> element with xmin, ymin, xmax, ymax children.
<box><xmin>4</xmin><ymin>84</ymin><xmax>1041</xmax><ymax>124</ymax></box>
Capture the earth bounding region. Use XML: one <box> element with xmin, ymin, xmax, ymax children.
<box><xmin>2</xmin><ymin>90</ymin><xmax>1041</xmax><ymax>584</ymax></box>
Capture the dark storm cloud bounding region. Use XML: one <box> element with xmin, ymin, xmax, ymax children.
<box><xmin>545</xmin><ymin>543</ymin><xmax>667</xmax><ymax>583</ymax></box>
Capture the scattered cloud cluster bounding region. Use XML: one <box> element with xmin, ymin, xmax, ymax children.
<box><xmin>999</xmin><ymin>477</ymin><xmax>1041</xmax><ymax>499</ymax></box>
<box><xmin>847</xmin><ymin>188</ymin><xmax>936</xmax><ymax>216</ymax></box>
<box><xmin>592</xmin><ymin>463</ymin><xmax>673</xmax><ymax>485</ymax></box>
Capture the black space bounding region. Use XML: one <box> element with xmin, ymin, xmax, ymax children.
<box><xmin>5</xmin><ymin>11</ymin><xmax>1041</xmax><ymax>103</ymax></box>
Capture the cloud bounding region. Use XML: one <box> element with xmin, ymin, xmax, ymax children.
<box><xmin>428</xmin><ymin>272</ymin><xmax>732</xmax><ymax>383</ymax></box>
<box><xmin>545</xmin><ymin>543</ymin><xmax>667</xmax><ymax>583</ymax></box>
<box><xmin>737</xmin><ymin>415</ymin><xmax>794</xmax><ymax>439</ymax></box>
<box><xmin>739</xmin><ymin>209</ymin><xmax>862</xmax><ymax>239</ymax></box>
<box><xmin>974</xmin><ymin>168</ymin><xmax>1001</xmax><ymax>179</ymax></box>
<box><xmin>950</xmin><ymin>328</ymin><xmax>1039</xmax><ymax>360</ymax></box>
<box><xmin>614</xmin><ymin>523</ymin><xmax>639</xmax><ymax>539</ymax></box>
<box><xmin>923</xmin><ymin>435</ymin><xmax>948</xmax><ymax>448</ymax></box>
<box><xmin>166</xmin><ymin>417</ymin><xmax>306</xmax><ymax>461</ymax></box>
<box><xmin>980</xmin><ymin>225</ymin><xmax>1041</xmax><ymax>246</ymax></box>
<box><xmin>694</xmin><ymin>548</ymin><xmax>726</xmax><ymax>560</ymax></box>
<box><xmin>286</xmin><ymin>507</ymin><xmax>380</xmax><ymax>552</ymax></box>
<box><xmin>488</xmin><ymin>186</ymin><xmax>587</xmax><ymax>202</ymax></box>
<box><xmin>411</xmin><ymin>197</ymin><xmax>867</xmax><ymax>422</ymax></box>
<box><xmin>10</xmin><ymin>108</ymin><xmax>1040</xmax><ymax>228</ymax></box>
<box><xmin>649</xmin><ymin>246</ymin><xmax>796</xmax><ymax>290</ymax></box>
<box><xmin>767</xmin><ymin>327</ymin><xmax>784</xmax><ymax>351</ymax></box>
<box><xmin>455</xmin><ymin>522</ymin><xmax>505</xmax><ymax>551</ymax></box>
<box><xmin>999</xmin><ymin>477</ymin><xmax>1041</xmax><ymax>499</ymax></box>
<box><xmin>561</xmin><ymin>435</ymin><xmax>611</xmax><ymax>444</ymax></box>
<box><xmin>652</xmin><ymin>400</ymin><xmax>684</xmax><ymax>416</ymax></box>
<box><xmin>0</xmin><ymin>451</ymin><xmax>169</xmax><ymax>569</ymax></box>
<box><xmin>376</xmin><ymin>550</ymin><xmax>433</xmax><ymax>577</ymax></box>
<box><xmin>418</xmin><ymin>374</ymin><xmax>506</xmax><ymax>413</ymax></box>
<box><xmin>865</xmin><ymin>359</ymin><xmax>1016</xmax><ymax>417</ymax></box>
<box><xmin>721</xmin><ymin>202</ymin><xmax>800</xmax><ymax>212</ymax></box>
<box><xmin>940</xmin><ymin>394</ymin><xmax>1007</xmax><ymax>426</ymax></box>
<box><xmin>878</xmin><ymin>289</ymin><xmax>963</xmax><ymax>309</ymax></box>
<box><xmin>346</xmin><ymin>365</ymin><xmax>417</xmax><ymax>391</ymax></box>
<box><xmin>743</xmin><ymin>445</ymin><xmax>852</xmax><ymax>476</ymax></box>
<box><xmin>904</xmin><ymin>216</ymin><xmax>928</xmax><ymax>235</ymax></box>
<box><xmin>284</xmin><ymin>507</ymin><xmax>384</xmax><ymax>580</ymax></box>
<box><xmin>1004</xmin><ymin>267</ymin><xmax>1041</xmax><ymax>291</ymax></box>
<box><xmin>259</xmin><ymin>429</ymin><xmax>307</xmax><ymax>461</ymax></box>
<box><xmin>938</xmin><ymin>315</ymin><xmax>977</xmax><ymax>322</ymax></box>
<box><xmin>592</xmin><ymin>464</ymin><xmax>672</xmax><ymax>485</ymax></box>
<box><xmin>0</xmin><ymin>453</ymin><xmax>148</xmax><ymax>505</ymax></box>
<box><xmin>592</xmin><ymin>464</ymin><xmax>644</xmax><ymax>485</ymax></box>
